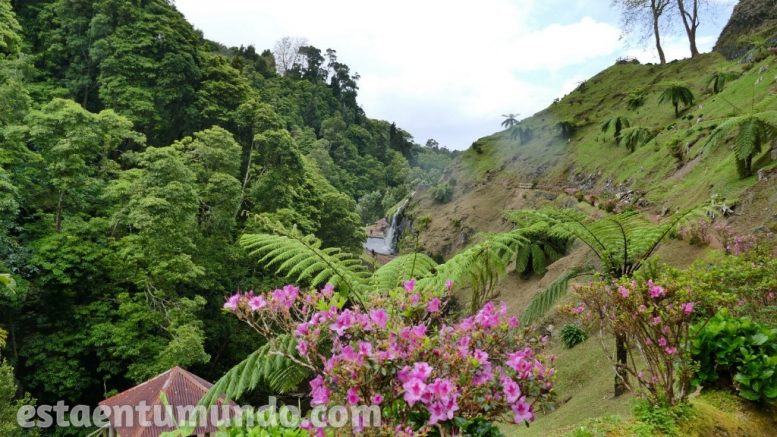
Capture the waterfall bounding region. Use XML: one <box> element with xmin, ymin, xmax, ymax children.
<box><xmin>364</xmin><ymin>194</ymin><xmax>412</xmax><ymax>256</ymax></box>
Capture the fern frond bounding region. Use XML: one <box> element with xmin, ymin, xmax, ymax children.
<box><xmin>240</xmin><ymin>232</ymin><xmax>370</xmax><ymax>299</ymax></box>
<box><xmin>371</xmin><ymin>253</ymin><xmax>438</xmax><ymax>290</ymax></box>
<box><xmin>200</xmin><ymin>335</ymin><xmax>308</xmax><ymax>406</ymax></box>
<box><xmin>521</xmin><ymin>268</ymin><xmax>592</xmax><ymax>326</ymax></box>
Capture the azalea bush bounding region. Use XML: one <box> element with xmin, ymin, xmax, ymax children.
<box><xmin>573</xmin><ymin>276</ymin><xmax>703</xmax><ymax>406</ymax></box>
<box><xmin>224</xmin><ymin>280</ymin><xmax>556</xmax><ymax>435</ymax></box>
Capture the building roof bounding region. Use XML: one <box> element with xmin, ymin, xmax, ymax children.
<box><xmin>99</xmin><ymin>367</ymin><xmax>235</xmax><ymax>437</ymax></box>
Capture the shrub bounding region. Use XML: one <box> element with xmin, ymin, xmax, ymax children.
<box><xmin>690</xmin><ymin>309</ymin><xmax>777</xmax><ymax>403</ymax></box>
<box><xmin>224</xmin><ymin>282</ymin><xmax>556</xmax><ymax>434</ymax></box>
<box><xmin>573</xmin><ymin>274</ymin><xmax>719</xmax><ymax>406</ymax></box>
<box><xmin>677</xmin><ymin>219</ymin><xmax>711</xmax><ymax>246</ymax></box>
<box><xmin>560</xmin><ymin>324</ymin><xmax>587</xmax><ymax>349</ymax></box>
<box><xmin>431</xmin><ymin>182</ymin><xmax>453</xmax><ymax>203</ymax></box>
<box><xmin>631</xmin><ymin>398</ymin><xmax>692</xmax><ymax>436</ymax></box>
<box><xmin>678</xmin><ymin>238</ymin><xmax>777</xmax><ymax>324</ymax></box>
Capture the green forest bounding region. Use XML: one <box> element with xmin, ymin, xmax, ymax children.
<box><xmin>0</xmin><ymin>0</ymin><xmax>454</xmax><ymax>420</ymax></box>
<box><xmin>1</xmin><ymin>0</ymin><xmax>777</xmax><ymax>436</ymax></box>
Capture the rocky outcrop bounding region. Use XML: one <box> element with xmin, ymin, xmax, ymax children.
<box><xmin>715</xmin><ymin>0</ymin><xmax>777</xmax><ymax>59</ymax></box>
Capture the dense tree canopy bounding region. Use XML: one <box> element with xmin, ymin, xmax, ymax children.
<box><xmin>0</xmin><ymin>0</ymin><xmax>454</xmax><ymax>420</ymax></box>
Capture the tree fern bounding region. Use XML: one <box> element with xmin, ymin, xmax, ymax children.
<box><xmin>705</xmin><ymin>111</ymin><xmax>777</xmax><ymax>177</ymax></box>
<box><xmin>620</xmin><ymin>127</ymin><xmax>653</xmax><ymax>152</ymax></box>
<box><xmin>200</xmin><ymin>334</ymin><xmax>308</xmax><ymax>406</ymax></box>
<box><xmin>706</xmin><ymin>71</ymin><xmax>739</xmax><ymax>94</ymax></box>
<box><xmin>371</xmin><ymin>253</ymin><xmax>438</xmax><ymax>290</ymax></box>
<box><xmin>512</xmin><ymin>207</ymin><xmax>702</xmax><ymax>324</ymax></box>
<box><xmin>659</xmin><ymin>83</ymin><xmax>694</xmax><ymax>118</ymax></box>
<box><xmin>601</xmin><ymin>116</ymin><xmax>631</xmax><ymax>145</ymax></box>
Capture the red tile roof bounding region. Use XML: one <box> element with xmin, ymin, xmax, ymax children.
<box><xmin>99</xmin><ymin>367</ymin><xmax>236</xmax><ymax>437</ymax></box>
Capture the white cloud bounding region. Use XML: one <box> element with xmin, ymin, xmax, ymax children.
<box><xmin>175</xmin><ymin>0</ymin><xmax>732</xmax><ymax>148</ymax></box>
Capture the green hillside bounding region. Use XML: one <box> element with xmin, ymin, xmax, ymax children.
<box><xmin>411</xmin><ymin>52</ymin><xmax>777</xmax><ymax>259</ymax></box>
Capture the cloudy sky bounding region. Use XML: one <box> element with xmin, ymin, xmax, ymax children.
<box><xmin>176</xmin><ymin>0</ymin><xmax>736</xmax><ymax>149</ymax></box>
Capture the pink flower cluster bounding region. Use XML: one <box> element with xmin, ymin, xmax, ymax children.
<box><xmin>574</xmin><ymin>277</ymin><xmax>699</xmax><ymax>406</ymax></box>
<box><xmin>223</xmin><ymin>284</ymin><xmax>301</xmax><ymax>313</ymax></box>
<box><xmin>225</xmin><ymin>281</ymin><xmax>555</xmax><ymax>433</ymax></box>
<box><xmin>294</xmin><ymin>289</ymin><xmax>552</xmax><ymax>432</ymax></box>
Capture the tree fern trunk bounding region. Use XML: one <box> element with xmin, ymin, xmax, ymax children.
<box><xmin>614</xmin><ymin>332</ymin><xmax>629</xmax><ymax>397</ymax></box>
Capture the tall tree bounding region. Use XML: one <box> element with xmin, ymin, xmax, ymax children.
<box><xmin>272</xmin><ymin>36</ymin><xmax>308</xmax><ymax>75</ymax></box>
<box><xmin>676</xmin><ymin>0</ymin><xmax>704</xmax><ymax>57</ymax></box>
<box><xmin>617</xmin><ymin>0</ymin><xmax>672</xmax><ymax>64</ymax></box>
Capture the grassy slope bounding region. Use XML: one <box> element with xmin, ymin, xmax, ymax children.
<box><xmin>413</xmin><ymin>52</ymin><xmax>777</xmax><ymax>259</ymax></box>
<box><xmin>408</xmin><ymin>53</ymin><xmax>777</xmax><ymax>435</ymax></box>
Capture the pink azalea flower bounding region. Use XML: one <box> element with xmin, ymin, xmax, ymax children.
<box><xmin>650</xmin><ymin>316</ymin><xmax>662</xmax><ymax>326</ymax></box>
<box><xmin>428</xmin><ymin>378</ymin><xmax>454</xmax><ymax>399</ymax></box>
<box><xmin>248</xmin><ymin>295</ymin><xmax>267</xmax><ymax>311</ymax></box>
<box><xmin>571</xmin><ymin>305</ymin><xmax>585</xmax><ymax>314</ymax></box>
<box><xmin>371</xmin><ymin>394</ymin><xmax>384</xmax><ymax>405</ymax></box>
<box><xmin>410</xmin><ymin>293</ymin><xmax>420</xmax><ymax>305</ymax></box>
<box><xmin>658</xmin><ymin>337</ymin><xmax>668</xmax><ymax>347</ymax></box>
<box><xmin>321</xmin><ymin>283</ymin><xmax>335</xmax><ymax>298</ymax></box>
<box><xmin>512</xmin><ymin>396</ymin><xmax>534</xmax><ymax>424</ymax></box>
<box><xmin>309</xmin><ymin>376</ymin><xmax>330</xmax><ymax>406</ymax></box>
<box><xmin>427</xmin><ymin>401</ymin><xmax>448</xmax><ymax>425</ymax></box>
<box><xmin>638</xmin><ymin>304</ymin><xmax>647</xmax><ymax>313</ymax></box>
<box><xmin>296</xmin><ymin>340</ymin><xmax>308</xmax><ymax>356</ymax></box>
<box><xmin>346</xmin><ymin>387</ymin><xmax>360</xmax><ymax>405</ymax></box>
<box><xmin>411</xmin><ymin>362</ymin><xmax>433</xmax><ymax>381</ymax></box>
<box><xmin>473</xmin><ymin>349</ymin><xmax>489</xmax><ymax>363</ymax></box>
<box><xmin>445</xmin><ymin>279</ymin><xmax>454</xmax><ymax>290</ymax></box>
<box><xmin>648</xmin><ymin>280</ymin><xmax>666</xmax><ymax>299</ymax></box>
<box><xmin>427</xmin><ymin>297</ymin><xmax>441</xmax><ymax>313</ymax></box>
<box><xmin>682</xmin><ymin>302</ymin><xmax>695</xmax><ymax>316</ymax></box>
<box><xmin>402</xmin><ymin>378</ymin><xmax>426</xmax><ymax>405</ymax></box>
<box><xmin>664</xmin><ymin>346</ymin><xmax>677</xmax><ymax>355</ymax></box>
<box><xmin>330</xmin><ymin>309</ymin><xmax>355</xmax><ymax>336</ymax></box>
<box><xmin>403</xmin><ymin>279</ymin><xmax>416</xmax><ymax>292</ymax></box>
<box><xmin>358</xmin><ymin>341</ymin><xmax>373</xmax><ymax>357</ymax></box>
<box><xmin>223</xmin><ymin>293</ymin><xmax>241</xmax><ymax>311</ymax></box>
<box><xmin>340</xmin><ymin>345</ymin><xmax>358</xmax><ymax>362</ymax></box>
<box><xmin>508</xmin><ymin>316</ymin><xmax>520</xmax><ymax>328</ymax></box>
<box><xmin>503</xmin><ymin>377</ymin><xmax>521</xmax><ymax>403</ymax></box>
<box><xmin>618</xmin><ymin>286</ymin><xmax>630</xmax><ymax>298</ymax></box>
<box><xmin>369</xmin><ymin>308</ymin><xmax>388</xmax><ymax>329</ymax></box>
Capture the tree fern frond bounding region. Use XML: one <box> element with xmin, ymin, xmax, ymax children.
<box><xmin>200</xmin><ymin>335</ymin><xmax>306</xmax><ymax>406</ymax></box>
<box><xmin>371</xmin><ymin>253</ymin><xmax>438</xmax><ymax>290</ymax></box>
<box><xmin>521</xmin><ymin>268</ymin><xmax>592</xmax><ymax>326</ymax></box>
<box><xmin>240</xmin><ymin>232</ymin><xmax>370</xmax><ymax>299</ymax></box>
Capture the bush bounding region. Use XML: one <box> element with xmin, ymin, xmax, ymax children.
<box><xmin>431</xmin><ymin>182</ymin><xmax>453</xmax><ymax>203</ymax></box>
<box><xmin>690</xmin><ymin>309</ymin><xmax>777</xmax><ymax>403</ymax></box>
<box><xmin>677</xmin><ymin>219</ymin><xmax>711</xmax><ymax>246</ymax></box>
<box><xmin>574</xmin><ymin>275</ymin><xmax>710</xmax><ymax>406</ymax></box>
<box><xmin>631</xmin><ymin>399</ymin><xmax>692</xmax><ymax>436</ymax></box>
<box><xmin>224</xmin><ymin>283</ymin><xmax>556</xmax><ymax>434</ymax></box>
<box><xmin>560</xmin><ymin>324</ymin><xmax>587</xmax><ymax>349</ymax></box>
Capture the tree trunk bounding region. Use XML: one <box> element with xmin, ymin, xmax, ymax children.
<box><xmin>674</xmin><ymin>102</ymin><xmax>679</xmax><ymax>117</ymax></box>
<box><xmin>55</xmin><ymin>190</ymin><xmax>64</xmax><ymax>233</ymax></box>
<box><xmin>677</xmin><ymin>0</ymin><xmax>700</xmax><ymax>58</ymax></box>
<box><xmin>653</xmin><ymin>19</ymin><xmax>667</xmax><ymax>64</ymax></box>
<box><xmin>614</xmin><ymin>332</ymin><xmax>629</xmax><ymax>397</ymax></box>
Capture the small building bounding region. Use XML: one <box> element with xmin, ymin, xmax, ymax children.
<box><xmin>96</xmin><ymin>367</ymin><xmax>236</xmax><ymax>437</ymax></box>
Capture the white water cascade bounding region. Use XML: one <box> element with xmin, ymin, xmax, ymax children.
<box><xmin>364</xmin><ymin>195</ymin><xmax>412</xmax><ymax>255</ymax></box>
